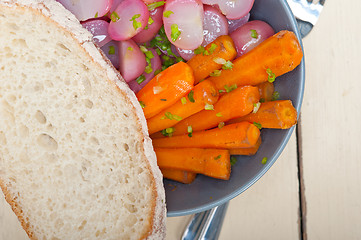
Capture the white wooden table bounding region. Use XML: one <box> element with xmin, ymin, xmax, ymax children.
<box><xmin>2</xmin><ymin>1</ymin><xmax>361</xmax><ymax>239</ymax></box>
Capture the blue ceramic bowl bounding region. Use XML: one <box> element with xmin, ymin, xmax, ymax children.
<box><xmin>166</xmin><ymin>0</ymin><xmax>305</xmax><ymax>217</ymax></box>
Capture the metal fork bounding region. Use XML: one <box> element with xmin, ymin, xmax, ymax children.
<box><xmin>181</xmin><ymin>1</ymin><xmax>326</xmax><ymax>239</ymax></box>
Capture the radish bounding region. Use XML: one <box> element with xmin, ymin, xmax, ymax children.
<box><xmin>163</xmin><ymin>0</ymin><xmax>204</xmax><ymax>50</ymax></box>
<box><xmin>110</xmin><ymin>0</ymin><xmax>125</xmax><ymax>12</ymax></box>
<box><xmin>57</xmin><ymin>0</ymin><xmax>113</xmax><ymax>21</ymax></box>
<box><xmin>82</xmin><ymin>20</ymin><xmax>112</xmax><ymax>48</ymax></box>
<box><xmin>228</xmin><ymin>13</ymin><xmax>250</xmax><ymax>33</ymax></box>
<box><xmin>108</xmin><ymin>0</ymin><xmax>150</xmax><ymax>41</ymax></box>
<box><xmin>133</xmin><ymin>6</ymin><xmax>164</xmax><ymax>44</ymax></box>
<box><xmin>202</xmin><ymin>0</ymin><xmax>254</xmax><ymax>20</ymax></box>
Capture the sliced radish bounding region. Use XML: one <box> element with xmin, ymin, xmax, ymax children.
<box><xmin>128</xmin><ymin>48</ymin><xmax>161</xmax><ymax>93</ymax></box>
<box><xmin>108</xmin><ymin>0</ymin><xmax>150</xmax><ymax>41</ymax></box>
<box><xmin>230</xmin><ymin>20</ymin><xmax>275</xmax><ymax>56</ymax></box>
<box><xmin>202</xmin><ymin>0</ymin><xmax>254</xmax><ymax>20</ymax></box>
<box><xmin>202</xmin><ymin>5</ymin><xmax>228</xmax><ymax>45</ymax></box>
<box><xmin>176</xmin><ymin>48</ymin><xmax>195</xmax><ymax>61</ymax></box>
<box><xmin>163</xmin><ymin>0</ymin><xmax>204</xmax><ymax>50</ymax></box>
<box><xmin>132</xmin><ymin>6</ymin><xmax>164</xmax><ymax>43</ymax></box>
<box><xmin>110</xmin><ymin>0</ymin><xmax>125</xmax><ymax>12</ymax></box>
<box><xmin>82</xmin><ymin>20</ymin><xmax>112</xmax><ymax>48</ymax></box>
<box><xmin>101</xmin><ymin>41</ymin><xmax>120</xmax><ymax>69</ymax></box>
<box><xmin>118</xmin><ymin>40</ymin><xmax>147</xmax><ymax>82</ymax></box>
<box><xmin>228</xmin><ymin>13</ymin><xmax>250</xmax><ymax>33</ymax></box>
<box><xmin>57</xmin><ymin>0</ymin><xmax>113</xmax><ymax>21</ymax></box>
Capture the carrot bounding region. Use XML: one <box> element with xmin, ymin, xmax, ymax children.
<box><xmin>152</xmin><ymin>122</ymin><xmax>260</xmax><ymax>149</ymax></box>
<box><xmin>155</xmin><ymin>148</ymin><xmax>231</xmax><ymax>180</ymax></box>
<box><xmin>227</xmin><ymin>100</ymin><xmax>297</xmax><ymax>129</ymax></box>
<box><xmin>146</xmin><ymin>80</ymin><xmax>219</xmax><ymax>135</ymax></box>
<box><xmin>257</xmin><ymin>81</ymin><xmax>275</xmax><ymax>102</ymax></box>
<box><xmin>169</xmin><ymin>85</ymin><xmax>260</xmax><ymax>136</ymax></box>
<box><xmin>161</xmin><ymin>168</ymin><xmax>197</xmax><ymax>184</ymax></box>
<box><xmin>229</xmin><ymin>137</ymin><xmax>262</xmax><ymax>155</ymax></box>
<box><xmin>136</xmin><ymin>61</ymin><xmax>194</xmax><ymax>119</ymax></box>
<box><xmin>207</xmin><ymin>30</ymin><xmax>303</xmax><ymax>92</ymax></box>
<box><xmin>187</xmin><ymin>35</ymin><xmax>237</xmax><ymax>84</ymax></box>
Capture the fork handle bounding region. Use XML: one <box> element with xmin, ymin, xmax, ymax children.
<box><xmin>181</xmin><ymin>202</ymin><xmax>229</xmax><ymax>240</ymax></box>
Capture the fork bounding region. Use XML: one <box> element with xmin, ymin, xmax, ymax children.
<box><xmin>286</xmin><ymin>0</ymin><xmax>326</xmax><ymax>38</ymax></box>
<box><xmin>181</xmin><ymin>1</ymin><xmax>326</xmax><ymax>239</ymax></box>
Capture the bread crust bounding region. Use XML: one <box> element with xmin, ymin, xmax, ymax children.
<box><xmin>0</xmin><ymin>0</ymin><xmax>166</xmax><ymax>239</ymax></box>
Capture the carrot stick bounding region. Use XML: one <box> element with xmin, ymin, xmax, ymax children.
<box><xmin>229</xmin><ymin>137</ymin><xmax>262</xmax><ymax>155</ymax></box>
<box><xmin>169</xmin><ymin>85</ymin><xmax>260</xmax><ymax>136</ymax></box>
<box><xmin>207</xmin><ymin>30</ymin><xmax>303</xmax><ymax>92</ymax></box>
<box><xmin>136</xmin><ymin>61</ymin><xmax>194</xmax><ymax>119</ymax></box>
<box><xmin>227</xmin><ymin>100</ymin><xmax>297</xmax><ymax>129</ymax></box>
<box><xmin>257</xmin><ymin>81</ymin><xmax>275</xmax><ymax>102</ymax></box>
<box><xmin>146</xmin><ymin>80</ymin><xmax>219</xmax><ymax>135</ymax></box>
<box><xmin>187</xmin><ymin>35</ymin><xmax>237</xmax><ymax>84</ymax></box>
<box><xmin>155</xmin><ymin>148</ymin><xmax>231</xmax><ymax>180</ymax></box>
<box><xmin>161</xmin><ymin>168</ymin><xmax>197</xmax><ymax>184</ymax></box>
<box><xmin>152</xmin><ymin>122</ymin><xmax>260</xmax><ymax>149</ymax></box>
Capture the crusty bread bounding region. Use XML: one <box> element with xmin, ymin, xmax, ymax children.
<box><xmin>0</xmin><ymin>0</ymin><xmax>166</xmax><ymax>239</ymax></box>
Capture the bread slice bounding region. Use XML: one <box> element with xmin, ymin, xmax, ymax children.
<box><xmin>0</xmin><ymin>0</ymin><xmax>166</xmax><ymax>239</ymax></box>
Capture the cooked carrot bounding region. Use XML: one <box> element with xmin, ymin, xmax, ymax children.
<box><xmin>207</xmin><ymin>30</ymin><xmax>303</xmax><ymax>92</ymax></box>
<box><xmin>146</xmin><ymin>80</ymin><xmax>219</xmax><ymax>135</ymax></box>
<box><xmin>152</xmin><ymin>122</ymin><xmax>260</xmax><ymax>149</ymax></box>
<box><xmin>155</xmin><ymin>148</ymin><xmax>231</xmax><ymax>180</ymax></box>
<box><xmin>257</xmin><ymin>81</ymin><xmax>275</xmax><ymax>102</ymax></box>
<box><xmin>136</xmin><ymin>61</ymin><xmax>194</xmax><ymax>119</ymax></box>
<box><xmin>161</xmin><ymin>168</ymin><xmax>197</xmax><ymax>184</ymax></box>
<box><xmin>229</xmin><ymin>137</ymin><xmax>262</xmax><ymax>155</ymax></box>
<box><xmin>169</xmin><ymin>85</ymin><xmax>260</xmax><ymax>136</ymax></box>
<box><xmin>227</xmin><ymin>100</ymin><xmax>297</xmax><ymax>129</ymax></box>
<box><xmin>187</xmin><ymin>35</ymin><xmax>237</xmax><ymax>84</ymax></box>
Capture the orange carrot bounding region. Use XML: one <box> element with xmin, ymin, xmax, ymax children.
<box><xmin>207</xmin><ymin>30</ymin><xmax>303</xmax><ymax>92</ymax></box>
<box><xmin>161</xmin><ymin>168</ymin><xmax>197</xmax><ymax>184</ymax></box>
<box><xmin>227</xmin><ymin>100</ymin><xmax>297</xmax><ymax>129</ymax></box>
<box><xmin>155</xmin><ymin>148</ymin><xmax>231</xmax><ymax>180</ymax></box>
<box><xmin>136</xmin><ymin>62</ymin><xmax>194</xmax><ymax>119</ymax></box>
<box><xmin>169</xmin><ymin>85</ymin><xmax>260</xmax><ymax>136</ymax></box>
<box><xmin>146</xmin><ymin>80</ymin><xmax>219</xmax><ymax>135</ymax></box>
<box><xmin>229</xmin><ymin>137</ymin><xmax>262</xmax><ymax>155</ymax></box>
<box><xmin>257</xmin><ymin>81</ymin><xmax>275</xmax><ymax>102</ymax></box>
<box><xmin>152</xmin><ymin>122</ymin><xmax>260</xmax><ymax>149</ymax></box>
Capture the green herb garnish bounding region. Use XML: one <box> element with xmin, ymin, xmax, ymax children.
<box><xmin>147</xmin><ymin>1</ymin><xmax>165</xmax><ymax>11</ymax></box>
<box><xmin>266</xmin><ymin>68</ymin><xmax>276</xmax><ymax>83</ymax></box>
<box><xmin>187</xmin><ymin>126</ymin><xmax>193</xmax><ymax>137</ymax></box>
<box><xmin>208</xmin><ymin>43</ymin><xmax>218</xmax><ymax>54</ymax></box>
<box><xmin>224</xmin><ymin>84</ymin><xmax>237</xmax><ymax>93</ymax></box>
<box><xmin>163</xmin><ymin>112</ymin><xmax>182</xmax><ymax>121</ymax></box>
<box><xmin>218</xmin><ymin>121</ymin><xmax>225</xmax><ymax>129</ymax></box>
<box><xmin>130</xmin><ymin>14</ymin><xmax>142</xmax><ymax>30</ymax></box>
<box><xmin>214</xmin><ymin>155</ymin><xmax>222</xmax><ymax>160</ymax></box>
<box><xmin>230</xmin><ymin>156</ymin><xmax>238</xmax><ymax>166</ymax></box>
<box><xmin>108</xmin><ymin>45</ymin><xmax>115</xmax><ymax>55</ymax></box>
<box><xmin>253</xmin><ymin>102</ymin><xmax>261</xmax><ymax>113</ymax></box>
<box><xmin>163</xmin><ymin>10</ymin><xmax>174</xmax><ymax>18</ymax></box>
<box><xmin>110</xmin><ymin>11</ymin><xmax>120</xmax><ymax>22</ymax></box>
<box><xmin>94</xmin><ymin>12</ymin><xmax>99</xmax><ymax>18</ymax></box>
<box><xmin>205</xmin><ymin>103</ymin><xmax>214</xmax><ymax>110</ymax></box>
<box><xmin>170</xmin><ymin>24</ymin><xmax>181</xmax><ymax>42</ymax></box>
<box><xmin>136</xmin><ymin>75</ymin><xmax>146</xmax><ymax>84</ymax></box>
<box><xmin>188</xmin><ymin>90</ymin><xmax>195</xmax><ymax>103</ymax></box>
<box><xmin>139</xmin><ymin>101</ymin><xmax>146</xmax><ymax>108</ymax></box>
<box><xmin>216</xmin><ymin>112</ymin><xmax>222</xmax><ymax>117</ymax></box>
<box><xmin>272</xmin><ymin>91</ymin><xmax>280</xmax><ymax>101</ymax></box>
<box><xmin>250</xmin><ymin>29</ymin><xmax>258</xmax><ymax>39</ymax></box>
<box><xmin>262</xmin><ymin>157</ymin><xmax>268</xmax><ymax>165</ymax></box>
<box><xmin>253</xmin><ymin>122</ymin><xmax>262</xmax><ymax>129</ymax></box>
<box><xmin>194</xmin><ymin>45</ymin><xmax>205</xmax><ymax>55</ymax></box>
<box><xmin>127</xmin><ymin>46</ymin><xmax>133</xmax><ymax>51</ymax></box>
<box><xmin>210</xmin><ymin>70</ymin><xmax>222</xmax><ymax>77</ymax></box>
<box><xmin>161</xmin><ymin>127</ymin><xmax>175</xmax><ymax>137</ymax></box>
<box><xmin>181</xmin><ymin>97</ymin><xmax>187</xmax><ymax>105</ymax></box>
<box><xmin>222</xmin><ymin>60</ymin><xmax>233</xmax><ymax>70</ymax></box>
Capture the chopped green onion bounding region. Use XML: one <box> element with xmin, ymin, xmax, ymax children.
<box><xmin>253</xmin><ymin>102</ymin><xmax>261</xmax><ymax>113</ymax></box>
<box><xmin>154</xmin><ymin>69</ymin><xmax>162</xmax><ymax>75</ymax></box>
<box><xmin>266</xmin><ymin>68</ymin><xmax>276</xmax><ymax>83</ymax></box>
<box><xmin>218</xmin><ymin>121</ymin><xmax>225</xmax><ymax>129</ymax></box>
<box><xmin>253</xmin><ymin>122</ymin><xmax>262</xmax><ymax>129</ymax></box>
<box><xmin>108</xmin><ymin>45</ymin><xmax>115</xmax><ymax>55</ymax></box>
<box><xmin>216</xmin><ymin>112</ymin><xmax>222</xmax><ymax>117</ymax></box>
<box><xmin>213</xmin><ymin>57</ymin><xmax>226</xmax><ymax>65</ymax></box>
<box><xmin>130</xmin><ymin>14</ymin><xmax>142</xmax><ymax>30</ymax></box>
<box><xmin>155</xmin><ymin>48</ymin><xmax>162</xmax><ymax>55</ymax></box>
<box><xmin>163</xmin><ymin>10</ymin><xmax>174</xmax><ymax>18</ymax></box>
<box><xmin>224</xmin><ymin>84</ymin><xmax>237</xmax><ymax>93</ymax></box>
<box><xmin>164</xmin><ymin>112</ymin><xmax>182</xmax><ymax>121</ymax></box>
<box><xmin>170</xmin><ymin>24</ymin><xmax>181</xmax><ymax>42</ymax></box>
<box><xmin>205</xmin><ymin>103</ymin><xmax>214</xmax><ymax>110</ymax></box>
<box><xmin>127</xmin><ymin>46</ymin><xmax>133</xmax><ymax>51</ymax></box>
<box><xmin>94</xmin><ymin>12</ymin><xmax>99</xmax><ymax>18</ymax></box>
<box><xmin>160</xmin><ymin>98</ymin><xmax>167</xmax><ymax>101</ymax></box>
<box><xmin>162</xmin><ymin>127</ymin><xmax>175</xmax><ymax>137</ymax></box>
<box><xmin>110</xmin><ymin>11</ymin><xmax>120</xmax><ymax>22</ymax></box>
<box><xmin>203</xmin><ymin>50</ymin><xmax>210</xmax><ymax>56</ymax></box>
<box><xmin>140</xmin><ymin>45</ymin><xmax>148</xmax><ymax>53</ymax></box>
<box><xmin>262</xmin><ymin>157</ymin><xmax>268</xmax><ymax>165</ymax></box>
<box><xmin>250</xmin><ymin>29</ymin><xmax>258</xmax><ymax>39</ymax></box>
<box><xmin>230</xmin><ymin>156</ymin><xmax>238</xmax><ymax>166</ymax></box>
<box><xmin>208</xmin><ymin>43</ymin><xmax>218</xmax><ymax>54</ymax></box>
<box><xmin>194</xmin><ymin>45</ymin><xmax>205</xmax><ymax>55</ymax></box>
<box><xmin>147</xmin><ymin>1</ymin><xmax>165</xmax><ymax>11</ymax></box>
<box><xmin>272</xmin><ymin>91</ymin><xmax>280</xmax><ymax>101</ymax></box>
<box><xmin>136</xmin><ymin>75</ymin><xmax>146</xmax><ymax>84</ymax></box>
<box><xmin>210</xmin><ymin>70</ymin><xmax>222</xmax><ymax>77</ymax></box>
<box><xmin>145</xmin><ymin>65</ymin><xmax>153</xmax><ymax>73</ymax></box>
<box><xmin>187</xmin><ymin>126</ymin><xmax>193</xmax><ymax>137</ymax></box>
<box><xmin>181</xmin><ymin>97</ymin><xmax>187</xmax><ymax>105</ymax></box>
<box><xmin>145</xmin><ymin>50</ymin><xmax>154</xmax><ymax>59</ymax></box>
<box><xmin>222</xmin><ymin>60</ymin><xmax>233</xmax><ymax>70</ymax></box>
<box><xmin>188</xmin><ymin>90</ymin><xmax>195</xmax><ymax>103</ymax></box>
<box><xmin>139</xmin><ymin>101</ymin><xmax>145</xmax><ymax>108</ymax></box>
<box><xmin>214</xmin><ymin>155</ymin><xmax>222</xmax><ymax>160</ymax></box>
<box><xmin>148</xmin><ymin>16</ymin><xmax>154</xmax><ymax>25</ymax></box>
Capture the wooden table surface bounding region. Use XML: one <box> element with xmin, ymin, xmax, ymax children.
<box><xmin>1</xmin><ymin>0</ymin><xmax>361</xmax><ymax>239</ymax></box>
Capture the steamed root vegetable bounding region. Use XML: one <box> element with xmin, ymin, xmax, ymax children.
<box><xmin>170</xmin><ymin>85</ymin><xmax>260</xmax><ymax>136</ymax></box>
<box><xmin>208</xmin><ymin>30</ymin><xmax>303</xmax><ymax>92</ymax></box>
<box><xmin>118</xmin><ymin>39</ymin><xmax>147</xmax><ymax>82</ymax></box>
<box><xmin>57</xmin><ymin>0</ymin><xmax>112</xmax><ymax>21</ymax></box>
<box><xmin>228</xmin><ymin>13</ymin><xmax>250</xmax><ymax>33</ymax></box>
<box><xmin>136</xmin><ymin>61</ymin><xmax>194</xmax><ymax>119</ymax></box>
<box><xmin>82</xmin><ymin>20</ymin><xmax>112</xmax><ymax>48</ymax></box>
<box><xmin>227</xmin><ymin>100</ymin><xmax>297</xmax><ymax>129</ymax></box>
<box><xmin>187</xmin><ymin>35</ymin><xmax>237</xmax><ymax>84</ymax></box>
<box><xmin>147</xmin><ymin>80</ymin><xmax>219</xmax><ymax>134</ymax></box>
<box><xmin>109</xmin><ymin>0</ymin><xmax>124</xmax><ymax>12</ymax></box>
<box><xmin>108</xmin><ymin>0</ymin><xmax>150</xmax><ymax>40</ymax></box>
<box><xmin>132</xmin><ymin>6</ymin><xmax>164</xmax><ymax>43</ymax></box>
<box><xmin>101</xmin><ymin>41</ymin><xmax>120</xmax><ymax>69</ymax></box>
<box><xmin>163</xmin><ymin>0</ymin><xmax>204</xmax><ymax>50</ymax></box>
<box><xmin>155</xmin><ymin>148</ymin><xmax>231</xmax><ymax>180</ymax></box>
<box><xmin>230</xmin><ymin>20</ymin><xmax>275</xmax><ymax>56</ymax></box>
<box><xmin>152</xmin><ymin>122</ymin><xmax>260</xmax><ymax>149</ymax></box>
<box><xmin>202</xmin><ymin>0</ymin><xmax>254</xmax><ymax>20</ymax></box>
<box><xmin>161</xmin><ymin>168</ymin><xmax>197</xmax><ymax>184</ymax></box>
<box><xmin>257</xmin><ymin>81</ymin><xmax>275</xmax><ymax>102</ymax></box>
<box><xmin>229</xmin><ymin>137</ymin><xmax>261</xmax><ymax>155</ymax></box>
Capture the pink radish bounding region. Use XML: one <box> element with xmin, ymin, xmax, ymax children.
<box><xmin>108</xmin><ymin>0</ymin><xmax>150</xmax><ymax>41</ymax></box>
<box><xmin>228</xmin><ymin>13</ymin><xmax>250</xmax><ymax>33</ymax></box>
<box><xmin>101</xmin><ymin>41</ymin><xmax>120</xmax><ymax>69</ymax></box>
<box><xmin>230</xmin><ymin>20</ymin><xmax>275</xmax><ymax>56</ymax></box>
<box><xmin>110</xmin><ymin>0</ymin><xmax>125</xmax><ymax>12</ymax></box>
<box><xmin>57</xmin><ymin>0</ymin><xmax>113</xmax><ymax>21</ymax></box>
<box><xmin>163</xmin><ymin>0</ymin><xmax>204</xmax><ymax>50</ymax></box>
<box><xmin>201</xmin><ymin>0</ymin><xmax>254</xmax><ymax>20</ymax></box>
<box><xmin>118</xmin><ymin>40</ymin><xmax>147</xmax><ymax>82</ymax></box>
<box><xmin>82</xmin><ymin>20</ymin><xmax>112</xmax><ymax>48</ymax></box>
<box><xmin>132</xmin><ymin>6</ymin><xmax>164</xmax><ymax>44</ymax></box>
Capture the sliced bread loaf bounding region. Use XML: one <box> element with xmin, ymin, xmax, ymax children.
<box><xmin>0</xmin><ymin>0</ymin><xmax>166</xmax><ymax>239</ymax></box>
